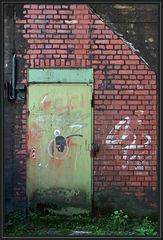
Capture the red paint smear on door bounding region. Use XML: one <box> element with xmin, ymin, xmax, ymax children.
<box><xmin>49</xmin><ymin>158</ymin><xmax>63</xmax><ymax>169</ymax></box>
<box><xmin>55</xmin><ymin>159</ymin><xmax>63</xmax><ymax>168</ymax></box>
<box><xmin>67</xmin><ymin>138</ymin><xmax>77</xmax><ymax>148</ymax></box>
<box><xmin>29</xmin><ymin>122</ymin><xmax>42</xmax><ymax>143</ymax></box>
<box><xmin>42</xmin><ymin>100</ymin><xmax>51</xmax><ymax>110</ymax></box>
<box><xmin>40</xmin><ymin>94</ymin><xmax>51</xmax><ymax>110</ymax></box>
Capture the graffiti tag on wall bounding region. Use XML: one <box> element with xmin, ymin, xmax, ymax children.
<box><xmin>105</xmin><ymin>112</ymin><xmax>151</xmax><ymax>166</ymax></box>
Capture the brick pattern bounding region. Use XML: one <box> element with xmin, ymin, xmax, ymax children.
<box><xmin>15</xmin><ymin>4</ymin><xmax>158</xmax><ymax>203</ymax></box>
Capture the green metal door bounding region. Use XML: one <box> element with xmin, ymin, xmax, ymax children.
<box><xmin>27</xmin><ymin>82</ymin><xmax>93</xmax><ymax>214</ymax></box>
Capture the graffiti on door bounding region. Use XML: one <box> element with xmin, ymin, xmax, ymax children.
<box><xmin>40</xmin><ymin>93</ymin><xmax>85</xmax><ymax>112</ymax></box>
<box><xmin>47</xmin><ymin>129</ymin><xmax>83</xmax><ymax>159</ymax></box>
<box><xmin>29</xmin><ymin>111</ymin><xmax>89</xmax><ymax>162</ymax></box>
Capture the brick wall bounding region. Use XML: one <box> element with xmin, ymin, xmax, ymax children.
<box><xmin>15</xmin><ymin>4</ymin><xmax>158</xmax><ymax>208</ymax></box>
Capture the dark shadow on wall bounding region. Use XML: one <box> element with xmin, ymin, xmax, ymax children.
<box><xmin>4</xmin><ymin>3</ymin><xmax>28</xmax><ymax>215</ymax></box>
<box><xmin>4</xmin><ymin>3</ymin><xmax>15</xmax><ymax>215</ymax></box>
<box><xmin>89</xmin><ymin>3</ymin><xmax>159</xmax><ymax>76</ymax></box>
<box><xmin>94</xmin><ymin>189</ymin><xmax>159</xmax><ymax>221</ymax></box>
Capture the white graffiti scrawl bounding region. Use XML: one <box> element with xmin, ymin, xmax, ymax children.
<box><xmin>105</xmin><ymin>115</ymin><xmax>151</xmax><ymax>163</ymax></box>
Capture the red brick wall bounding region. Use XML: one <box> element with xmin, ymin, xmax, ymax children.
<box><xmin>15</xmin><ymin>4</ymin><xmax>158</xmax><ymax>205</ymax></box>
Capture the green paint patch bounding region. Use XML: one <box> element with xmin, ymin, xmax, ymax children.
<box><xmin>28</xmin><ymin>68</ymin><xmax>93</xmax><ymax>83</ymax></box>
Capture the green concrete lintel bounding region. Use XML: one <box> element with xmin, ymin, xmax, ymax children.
<box><xmin>28</xmin><ymin>68</ymin><xmax>94</xmax><ymax>83</ymax></box>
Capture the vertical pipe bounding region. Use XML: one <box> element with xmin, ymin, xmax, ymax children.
<box><xmin>9</xmin><ymin>53</ymin><xmax>16</xmax><ymax>101</ymax></box>
<box><xmin>11</xmin><ymin>53</ymin><xmax>16</xmax><ymax>99</ymax></box>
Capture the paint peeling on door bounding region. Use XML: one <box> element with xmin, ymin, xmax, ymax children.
<box><xmin>27</xmin><ymin>83</ymin><xmax>93</xmax><ymax>214</ymax></box>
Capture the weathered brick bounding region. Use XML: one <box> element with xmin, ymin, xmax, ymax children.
<box><xmin>27</xmin><ymin>49</ymin><xmax>41</xmax><ymax>55</ymax></box>
<box><xmin>110</xmin><ymin>39</ymin><xmax>123</xmax><ymax>44</ymax></box>
<box><xmin>28</xmin><ymin>10</ymin><xmax>42</xmax><ymax>14</ymax></box>
<box><xmin>46</xmin><ymin>5</ymin><xmax>54</xmax><ymax>9</ymax></box>
<box><xmin>95</xmin><ymin>39</ymin><xmax>109</xmax><ymax>44</ymax></box>
<box><xmin>129</xmin><ymin>54</ymin><xmax>140</xmax><ymax>60</ymax></box>
<box><xmin>43</xmin><ymin>10</ymin><xmax>57</xmax><ymax>14</ymax></box>
<box><xmin>127</xmin><ymin>182</ymin><xmax>141</xmax><ymax>186</ymax></box>
<box><xmin>135</xmin><ymin>90</ymin><xmax>149</xmax><ymax>95</ymax></box>
<box><xmin>125</xmin><ymin>60</ymin><xmax>140</xmax><ymax>65</ymax></box>
<box><xmin>119</xmin><ymin>70</ymin><xmax>132</xmax><ymax>74</ymax></box>
<box><xmin>110</xmin><ymin>60</ymin><xmax>124</xmax><ymax>65</ymax></box>
<box><xmin>30</xmin><ymin>4</ymin><xmax>38</xmax><ymax>9</ymax></box>
<box><xmin>134</xmin><ymin>70</ymin><xmax>148</xmax><ymax>74</ymax></box>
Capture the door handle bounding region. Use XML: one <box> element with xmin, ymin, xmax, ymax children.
<box><xmin>91</xmin><ymin>143</ymin><xmax>100</xmax><ymax>157</ymax></box>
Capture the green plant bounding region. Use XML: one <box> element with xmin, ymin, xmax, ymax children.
<box><xmin>134</xmin><ymin>217</ymin><xmax>158</xmax><ymax>236</ymax></box>
<box><xmin>5</xmin><ymin>211</ymin><xmax>26</xmax><ymax>225</ymax></box>
<box><xmin>4</xmin><ymin>210</ymin><xmax>159</xmax><ymax>237</ymax></box>
<box><xmin>108</xmin><ymin>210</ymin><xmax>128</xmax><ymax>231</ymax></box>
